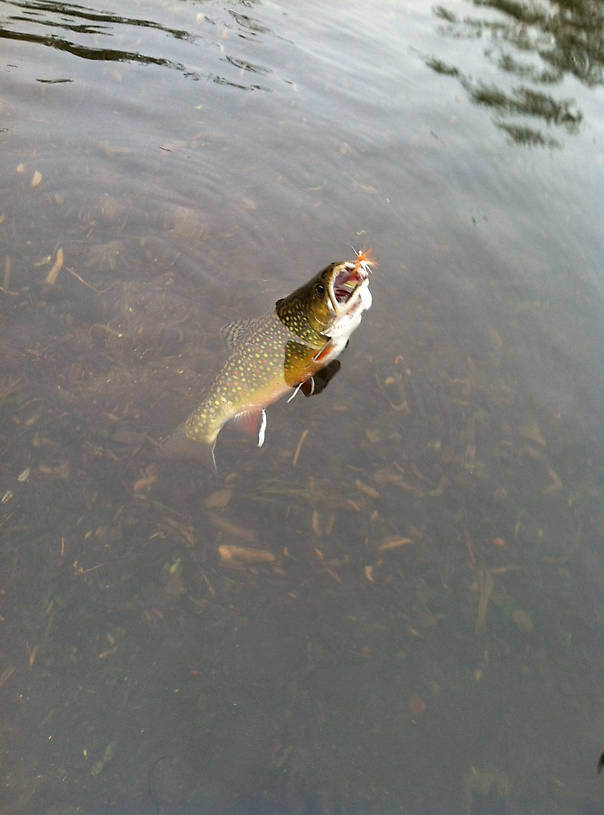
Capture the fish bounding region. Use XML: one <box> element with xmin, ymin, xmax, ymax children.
<box><xmin>160</xmin><ymin>250</ymin><xmax>374</xmax><ymax>468</ymax></box>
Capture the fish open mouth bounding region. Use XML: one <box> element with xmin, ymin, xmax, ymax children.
<box><xmin>331</xmin><ymin>258</ymin><xmax>371</xmax><ymax>306</ymax></box>
<box><xmin>333</xmin><ymin>268</ymin><xmax>362</xmax><ymax>303</ymax></box>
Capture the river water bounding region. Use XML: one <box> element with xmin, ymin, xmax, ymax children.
<box><xmin>1</xmin><ymin>1</ymin><xmax>602</xmax><ymax>813</ymax></box>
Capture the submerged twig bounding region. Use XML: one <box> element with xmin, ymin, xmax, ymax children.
<box><xmin>44</xmin><ymin>247</ymin><xmax>64</xmax><ymax>285</ymax></box>
<box><xmin>66</xmin><ymin>266</ymin><xmax>115</xmax><ymax>294</ymax></box>
<box><xmin>292</xmin><ymin>428</ymin><xmax>309</xmax><ymax>467</ymax></box>
<box><xmin>475</xmin><ymin>566</ymin><xmax>493</xmax><ymax>635</ymax></box>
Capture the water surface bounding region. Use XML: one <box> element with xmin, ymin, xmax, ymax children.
<box><xmin>1</xmin><ymin>0</ymin><xmax>602</xmax><ymax>813</ymax></box>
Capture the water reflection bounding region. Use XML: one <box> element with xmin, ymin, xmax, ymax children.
<box><xmin>0</xmin><ymin>0</ymin><xmax>273</xmax><ymax>89</ymax></box>
<box><xmin>2</xmin><ymin>0</ymin><xmax>195</xmax><ymax>40</ymax></box>
<box><xmin>0</xmin><ymin>26</ymin><xmax>187</xmax><ymax>69</ymax></box>
<box><xmin>228</xmin><ymin>9</ymin><xmax>270</xmax><ymax>36</ymax></box>
<box><xmin>426</xmin><ymin>0</ymin><xmax>602</xmax><ymax>146</ymax></box>
<box><xmin>0</xmin><ymin>0</ymin><xmax>192</xmax><ymax>69</ymax></box>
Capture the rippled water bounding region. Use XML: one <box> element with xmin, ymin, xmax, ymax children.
<box><xmin>1</xmin><ymin>1</ymin><xmax>602</xmax><ymax>813</ymax></box>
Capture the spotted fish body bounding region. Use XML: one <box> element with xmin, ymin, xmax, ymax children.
<box><xmin>161</xmin><ymin>254</ymin><xmax>373</xmax><ymax>467</ymax></box>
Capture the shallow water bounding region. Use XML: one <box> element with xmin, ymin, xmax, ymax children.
<box><xmin>1</xmin><ymin>0</ymin><xmax>602</xmax><ymax>813</ymax></box>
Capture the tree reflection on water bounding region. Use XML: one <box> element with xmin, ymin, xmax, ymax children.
<box><xmin>426</xmin><ymin>0</ymin><xmax>603</xmax><ymax>146</ymax></box>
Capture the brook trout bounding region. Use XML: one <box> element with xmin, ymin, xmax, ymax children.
<box><xmin>160</xmin><ymin>251</ymin><xmax>374</xmax><ymax>468</ymax></box>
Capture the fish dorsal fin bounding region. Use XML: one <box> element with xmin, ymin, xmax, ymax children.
<box><xmin>220</xmin><ymin>319</ymin><xmax>255</xmax><ymax>350</ymax></box>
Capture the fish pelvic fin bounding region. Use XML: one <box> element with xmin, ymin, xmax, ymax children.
<box><xmin>233</xmin><ymin>408</ymin><xmax>268</xmax><ymax>448</ymax></box>
<box><xmin>158</xmin><ymin>425</ymin><xmax>217</xmax><ymax>472</ymax></box>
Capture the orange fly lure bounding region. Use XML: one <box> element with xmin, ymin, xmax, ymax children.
<box><xmin>352</xmin><ymin>247</ymin><xmax>376</xmax><ymax>274</ymax></box>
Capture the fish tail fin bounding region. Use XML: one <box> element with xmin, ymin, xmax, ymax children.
<box><xmin>158</xmin><ymin>425</ymin><xmax>217</xmax><ymax>472</ymax></box>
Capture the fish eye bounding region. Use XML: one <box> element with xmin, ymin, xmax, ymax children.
<box><xmin>315</xmin><ymin>284</ymin><xmax>325</xmax><ymax>296</ymax></box>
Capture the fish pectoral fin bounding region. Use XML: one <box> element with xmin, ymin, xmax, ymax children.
<box><xmin>287</xmin><ymin>383</ymin><xmax>303</xmax><ymax>403</ymax></box>
<box><xmin>301</xmin><ymin>360</ymin><xmax>342</xmax><ymax>397</ymax></box>
<box><xmin>288</xmin><ymin>377</ymin><xmax>317</xmax><ymax>400</ymax></box>
<box><xmin>300</xmin><ymin>378</ymin><xmax>315</xmax><ymax>397</ymax></box>
<box><xmin>312</xmin><ymin>340</ymin><xmax>336</xmax><ymax>363</ymax></box>
<box><xmin>234</xmin><ymin>408</ymin><xmax>268</xmax><ymax>448</ymax></box>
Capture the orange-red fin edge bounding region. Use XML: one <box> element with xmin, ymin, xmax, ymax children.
<box><xmin>313</xmin><ymin>341</ymin><xmax>335</xmax><ymax>364</ymax></box>
<box><xmin>233</xmin><ymin>408</ymin><xmax>267</xmax><ymax>447</ymax></box>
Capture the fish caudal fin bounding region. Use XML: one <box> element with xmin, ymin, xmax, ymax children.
<box><xmin>158</xmin><ymin>425</ymin><xmax>217</xmax><ymax>471</ymax></box>
<box><xmin>233</xmin><ymin>408</ymin><xmax>267</xmax><ymax>448</ymax></box>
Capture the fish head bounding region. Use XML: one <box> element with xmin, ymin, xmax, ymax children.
<box><xmin>278</xmin><ymin>251</ymin><xmax>374</xmax><ymax>341</ymax></box>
